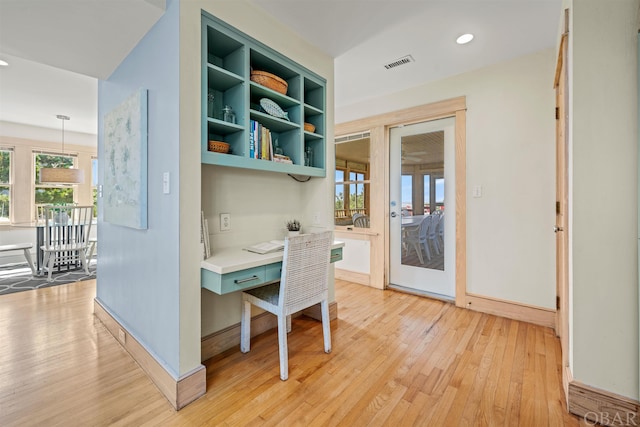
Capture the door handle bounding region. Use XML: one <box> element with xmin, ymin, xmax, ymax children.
<box><xmin>390</xmin><ymin>212</ymin><xmax>398</xmax><ymax>218</ymax></box>
<box><xmin>553</xmin><ymin>226</ymin><xmax>564</xmax><ymax>233</ymax></box>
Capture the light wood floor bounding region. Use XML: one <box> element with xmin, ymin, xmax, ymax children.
<box><xmin>0</xmin><ymin>279</ymin><xmax>587</xmax><ymax>426</ymax></box>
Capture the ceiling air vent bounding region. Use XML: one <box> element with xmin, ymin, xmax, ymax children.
<box><xmin>384</xmin><ymin>55</ymin><xmax>415</xmax><ymax>70</ymax></box>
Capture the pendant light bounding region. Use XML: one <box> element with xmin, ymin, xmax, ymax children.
<box><xmin>40</xmin><ymin>115</ymin><xmax>84</xmax><ymax>184</ymax></box>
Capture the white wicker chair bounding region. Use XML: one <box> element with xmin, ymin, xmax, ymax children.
<box><xmin>240</xmin><ymin>231</ymin><xmax>333</xmax><ymax>381</ymax></box>
<box><xmin>41</xmin><ymin>205</ymin><xmax>93</xmax><ymax>282</ymax></box>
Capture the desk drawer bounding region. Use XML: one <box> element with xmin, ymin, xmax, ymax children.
<box><xmin>265</xmin><ymin>262</ymin><xmax>282</xmax><ymax>282</ymax></box>
<box><xmin>330</xmin><ymin>248</ymin><xmax>343</xmax><ymax>263</ymax></box>
<box><xmin>202</xmin><ymin>266</ymin><xmax>266</xmax><ymax>295</ymax></box>
<box><xmin>221</xmin><ymin>266</ymin><xmax>266</xmax><ymax>292</ymax></box>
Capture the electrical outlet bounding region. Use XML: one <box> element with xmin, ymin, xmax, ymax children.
<box><xmin>313</xmin><ymin>211</ymin><xmax>321</xmax><ymax>225</ymax></box>
<box><xmin>118</xmin><ymin>328</ymin><xmax>126</xmax><ymax>344</ymax></box>
<box><xmin>220</xmin><ymin>213</ymin><xmax>231</xmax><ymax>231</ymax></box>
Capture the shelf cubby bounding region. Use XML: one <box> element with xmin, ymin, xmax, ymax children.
<box><xmin>202</xmin><ymin>12</ymin><xmax>326</xmax><ymax>177</ymax></box>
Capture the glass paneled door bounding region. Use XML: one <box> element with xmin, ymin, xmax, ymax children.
<box><xmin>389</xmin><ymin>118</ymin><xmax>455</xmax><ymax>299</ymax></box>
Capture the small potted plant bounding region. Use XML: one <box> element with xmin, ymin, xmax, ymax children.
<box><xmin>286</xmin><ymin>219</ymin><xmax>301</xmax><ymax>237</ymax></box>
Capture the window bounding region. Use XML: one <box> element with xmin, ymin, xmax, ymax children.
<box><xmin>34</xmin><ymin>152</ymin><xmax>75</xmax><ymax>211</ymax></box>
<box><xmin>423</xmin><ymin>174</ymin><xmax>431</xmax><ymax>214</ymax></box>
<box><xmin>422</xmin><ymin>174</ymin><xmax>445</xmax><ymax>214</ymax></box>
<box><xmin>402</xmin><ymin>174</ymin><xmax>413</xmax><ymax>216</ymax></box>
<box><xmin>0</xmin><ymin>148</ymin><xmax>12</xmax><ymax>222</ymax></box>
<box><xmin>335</xmin><ymin>134</ymin><xmax>371</xmax><ymax>226</ymax></box>
<box><xmin>435</xmin><ymin>177</ymin><xmax>445</xmax><ymax>212</ymax></box>
<box><xmin>334</xmin><ymin>162</ymin><xmax>369</xmax><ymax>225</ymax></box>
<box><xmin>335</xmin><ymin>170</ymin><xmax>345</xmax><ymax>218</ymax></box>
<box><xmin>91</xmin><ymin>157</ymin><xmax>98</xmax><ymax>217</ymax></box>
<box><xmin>349</xmin><ymin>171</ymin><xmax>366</xmax><ymax>214</ymax></box>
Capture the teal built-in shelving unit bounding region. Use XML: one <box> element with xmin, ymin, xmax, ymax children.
<box><xmin>201</xmin><ymin>12</ymin><xmax>326</xmax><ymax>177</ymax></box>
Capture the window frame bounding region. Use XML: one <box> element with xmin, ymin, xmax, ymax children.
<box><xmin>335</xmin><ymin>161</ymin><xmax>369</xmax><ymax>221</ymax></box>
<box><xmin>33</xmin><ymin>151</ymin><xmax>78</xmax><ymax>217</ymax></box>
<box><xmin>91</xmin><ymin>156</ymin><xmax>98</xmax><ymax>217</ymax></box>
<box><xmin>0</xmin><ymin>147</ymin><xmax>13</xmax><ymax>223</ymax></box>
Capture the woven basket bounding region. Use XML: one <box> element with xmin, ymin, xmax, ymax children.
<box><xmin>208</xmin><ymin>140</ymin><xmax>230</xmax><ymax>153</ymax></box>
<box><xmin>304</xmin><ymin>122</ymin><xmax>316</xmax><ymax>133</ymax></box>
<box><xmin>251</xmin><ymin>70</ymin><xmax>288</xmax><ymax>95</ymax></box>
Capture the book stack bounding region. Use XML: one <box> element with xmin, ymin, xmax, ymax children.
<box><xmin>273</xmin><ymin>154</ymin><xmax>293</xmax><ymax>164</ymax></box>
<box><xmin>250</xmin><ymin>120</ymin><xmax>274</xmax><ymax>160</ymax></box>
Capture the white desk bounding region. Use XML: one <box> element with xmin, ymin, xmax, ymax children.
<box><xmin>201</xmin><ymin>241</ymin><xmax>345</xmax><ymax>295</ymax></box>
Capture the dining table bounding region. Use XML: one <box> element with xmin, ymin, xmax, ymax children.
<box><xmin>401</xmin><ymin>215</ymin><xmax>426</xmax><ymax>228</ymax></box>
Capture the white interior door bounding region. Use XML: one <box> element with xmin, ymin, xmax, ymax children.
<box><xmin>389</xmin><ymin>118</ymin><xmax>455</xmax><ymax>299</ymax></box>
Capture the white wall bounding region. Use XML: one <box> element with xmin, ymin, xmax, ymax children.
<box><xmin>337</xmin><ymin>49</ymin><xmax>557</xmax><ymax>309</ymax></box>
<box><xmin>200</xmin><ymin>167</ymin><xmax>318</xmax><ymax>334</ymax></box>
<box><xmin>179</xmin><ymin>1</ymin><xmax>334</xmax><ymax>339</ymax></box>
<box><xmin>569</xmin><ymin>0</ymin><xmax>639</xmax><ymax>400</ymax></box>
<box><xmin>335</xmin><ymin>237</ymin><xmax>370</xmax><ymax>274</ymax></box>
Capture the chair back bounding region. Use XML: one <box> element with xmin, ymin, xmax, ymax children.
<box><xmin>353</xmin><ymin>215</ymin><xmax>370</xmax><ymax>228</ymax></box>
<box><xmin>419</xmin><ymin>215</ymin><xmax>431</xmax><ymax>239</ymax></box>
<box><xmin>427</xmin><ymin>213</ymin><xmax>441</xmax><ymax>237</ymax></box>
<box><xmin>43</xmin><ymin>205</ymin><xmax>93</xmax><ymax>251</ymax></box>
<box><xmin>279</xmin><ymin>231</ymin><xmax>333</xmax><ymax>314</ymax></box>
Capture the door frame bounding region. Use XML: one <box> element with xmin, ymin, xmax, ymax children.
<box><xmin>336</xmin><ymin>97</ymin><xmax>467</xmax><ymax>307</ymax></box>
<box><xmin>554</xmin><ymin>9</ymin><xmax>571</xmax><ymax>401</ymax></box>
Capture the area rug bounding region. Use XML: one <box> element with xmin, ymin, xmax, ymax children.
<box><xmin>0</xmin><ymin>261</ymin><xmax>96</xmax><ymax>296</ymax></box>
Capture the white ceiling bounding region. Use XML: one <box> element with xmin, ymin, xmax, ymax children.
<box><xmin>0</xmin><ymin>0</ymin><xmax>166</xmax><ymax>138</ymax></box>
<box><xmin>0</xmin><ymin>0</ymin><xmax>561</xmax><ymax>139</ymax></box>
<box><xmin>252</xmin><ymin>0</ymin><xmax>561</xmax><ymax>108</ymax></box>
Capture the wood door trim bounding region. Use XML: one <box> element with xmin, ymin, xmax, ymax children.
<box><xmin>455</xmin><ymin>109</ymin><xmax>467</xmax><ymax>306</ymax></box>
<box><xmin>336</xmin><ymin>97</ymin><xmax>466</xmax><ymax>135</ymax></box>
<box><xmin>335</xmin><ymin>97</ymin><xmax>467</xmax><ymax>307</ymax></box>
<box><xmin>554</xmin><ymin>7</ymin><xmax>571</xmax><ymax>404</ymax></box>
<box><xmin>554</xmin><ymin>33</ymin><xmax>568</xmax><ymax>89</ymax></box>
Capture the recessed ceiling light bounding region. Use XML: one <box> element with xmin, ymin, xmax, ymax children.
<box><xmin>456</xmin><ymin>34</ymin><xmax>474</xmax><ymax>45</ymax></box>
<box><xmin>0</xmin><ymin>60</ymin><xmax>8</xmax><ymax>67</ymax></box>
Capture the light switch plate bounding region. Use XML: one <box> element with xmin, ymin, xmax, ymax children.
<box><xmin>162</xmin><ymin>172</ymin><xmax>170</xmax><ymax>194</ymax></box>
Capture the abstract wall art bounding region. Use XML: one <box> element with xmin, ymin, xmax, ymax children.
<box><xmin>103</xmin><ymin>88</ymin><xmax>148</xmax><ymax>229</ymax></box>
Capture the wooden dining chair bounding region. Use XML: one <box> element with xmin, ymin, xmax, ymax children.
<box><xmin>41</xmin><ymin>205</ymin><xmax>93</xmax><ymax>282</ymax></box>
<box><xmin>240</xmin><ymin>231</ymin><xmax>333</xmax><ymax>380</ymax></box>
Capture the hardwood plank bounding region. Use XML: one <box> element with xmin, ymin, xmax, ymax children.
<box><xmin>0</xmin><ymin>279</ymin><xmax>589</xmax><ymax>425</ymax></box>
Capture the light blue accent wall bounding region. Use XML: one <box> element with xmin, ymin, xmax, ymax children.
<box><xmin>96</xmin><ymin>0</ymin><xmax>181</xmax><ymax>377</ymax></box>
